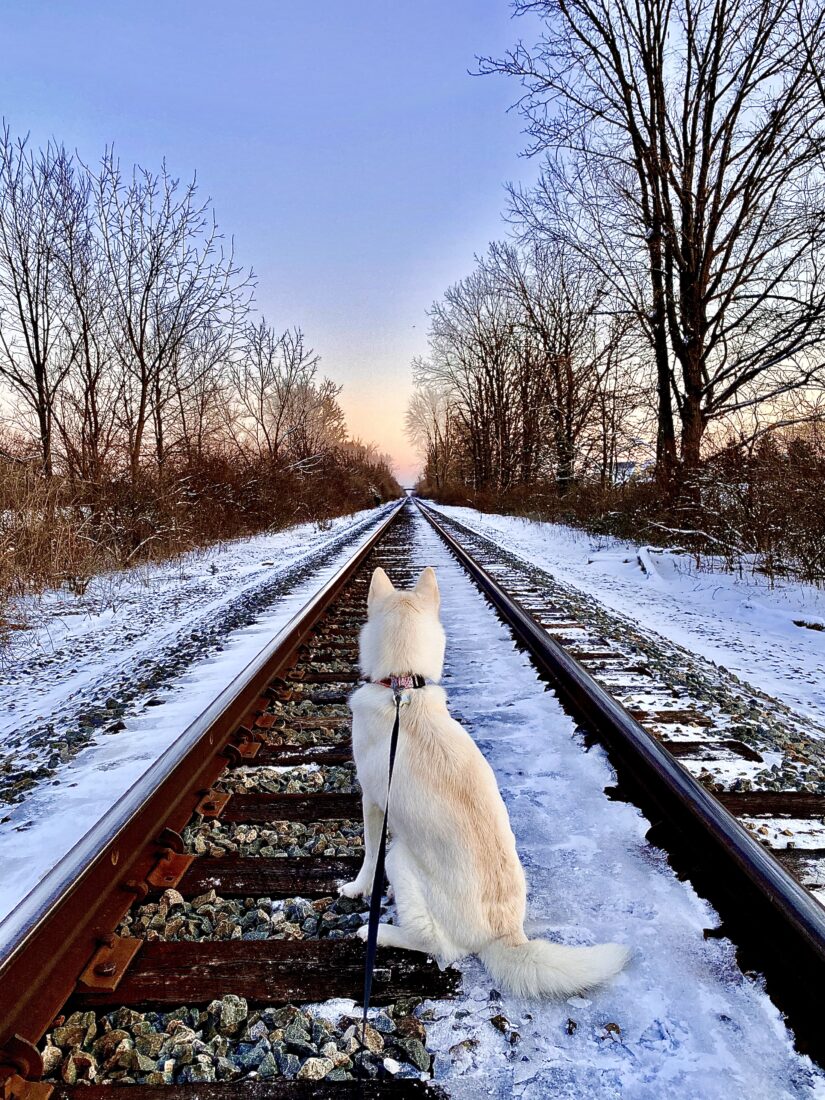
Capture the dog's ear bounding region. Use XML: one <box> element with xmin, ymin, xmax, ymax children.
<box><xmin>414</xmin><ymin>566</ymin><xmax>440</xmax><ymax>609</ymax></box>
<box><xmin>368</xmin><ymin>567</ymin><xmax>394</xmax><ymax>606</ymax></box>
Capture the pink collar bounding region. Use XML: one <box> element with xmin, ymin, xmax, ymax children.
<box><xmin>371</xmin><ymin>674</ymin><xmax>427</xmax><ymax>692</ymax></box>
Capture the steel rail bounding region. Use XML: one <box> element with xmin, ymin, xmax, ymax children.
<box><xmin>0</xmin><ymin>501</ymin><xmax>403</xmax><ymax>1072</ymax></box>
<box><xmin>416</xmin><ymin>499</ymin><xmax>825</xmax><ymax>1062</ymax></box>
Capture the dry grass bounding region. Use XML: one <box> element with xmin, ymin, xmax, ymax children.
<box><xmin>421</xmin><ymin>429</ymin><xmax>825</xmax><ymax>586</ymax></box>
<box><xmin>0</xmin><ymin>451</ymin><xmax>399</xmax><ymax>645</ymax></box>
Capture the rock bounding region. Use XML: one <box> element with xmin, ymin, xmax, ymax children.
<box><xmin>311</xmin><ymin>1018</ymin><xmax>335</xmax><ymax>1046</ymax></box>
<box><xmin>274</xmin><ymin>1050</ymin><xmax>301</xmax><ymax>1077</ymax></box>
<box><xmin>257</xmin><ymin>1052</ymin><xmax>280</xmax><ymax>1079</ymax></box>
<box><xmin>41</xmin><ymin>1043</ymin><xmax>63</xmax><ymax>1076</ymax></box>
<box><xmin>135</xmin><ymin>1032</ymin><xmax>164</xmax><ymax>1058</ymax></box>
<box><xmin>393</xmin><ymin>1037</ymin><xmax>430</xmax><ymax>1072</ymax></box>
<box><xmin>234</xmin><ymin>1039</ymin><xmax>270</xmax><ymax>1072</ymax></box>
<box><xmin>160</xmin><ymin>888</ymin><xmax>184</xmax><ymax>909</ymax></box>
<box><xmin>216</xmin><ymin>994</ymin><xmax>248</xmax><ymax>1036</ymax></box>
<box><xmin>284</xmin><ymin>1020</ymin><xmax>316</xmax><ymax>1057</ymax></box>
<box><xmin>333</xmin><ymin>895</ymin><xmax>363</xmax><ymax>915</ymax></box>
<box><xmin>359</xmin><ymin>1024</ymin><xmax>384</xmax><ymax>1053</ymax></box>
<box><xmin>267</xmin><ymin>1005</ymin><xmax>304</xmax><ymax>1029</ymax></box>
<box><xmin>352</xmin><ymin>1051</ymin><xmax>380</xmax><ymax>1078</ymax></box>
<box><xmin>92</xmin><ymin>1029</ymin><xmax>132</xmax><ymax>1059</ymax></box>
<box><xmin>180</xmin><ymin>1063</ymin><xmax>216</xmax><ymax>1083</ymax></box>
<box><xmin>284</xmin><ymin>898</ymin><xmax>315</xmax><ymax>923</ymax></box>
<box><xmin>169</xmin><ymin>1042</ymin><xmax>193</xmax><ymax>1066</ymax></box>
<box><xmin>383</xmin><ymin>1056</ymin><xmax>401</xmax><ymax>1074</ymax></box>
<box><xmin>245</xmin><ymin>1019</ymin><xmax>269</xmax><ymax>1043</ymax></box>
<box><xmin>371</xmin><ymin>1011</ymin><xmax>396</xmax><ymax>1034</ymax></box>
<box><xmin>340</xmin><ymin>1030</ymin><xmax>361</xmax><ymax>1055</ymax></box>
<box><xmin>52</xmin><ymin>1025</ymin><xmax>87</xmax><ymax>1048</ymax></box>
<box><xmin>395</xmin><ymin>1062</ymin><xmax>426</xmax><ymax>1079</ymax></box>
<box><xmin>132</xmin><ymin>1051</ymin><xmax>158</xmax><ymax>1073</ymax></box>
<box><xmin>215</xmin><ymin>1056</ymin><xmax>241</xmax><ymax>1080</ymax></box>
<box><xmin>61</xmin><ymin>1051</ymin><xmax>97</xmax><ymax>1085</ymax></box>
<box><xmin>394</xmin><ymin>1014</ymin><xmax>426</xmax><ymax>1043</ymax></box>
<box><xmin>297</xmin><ymin>1056</ymin><xmax>334</xmax><ymax>1080</ymax></box>
<box><xmin>390</xmin><ymin>996</ymin><xmax>423</xmax><ymax>1018</ymax></box>
<box><xmin>490</xmin><ymin>1013</ymin><xmax>511</xmax><ymax>1033</ymax></box>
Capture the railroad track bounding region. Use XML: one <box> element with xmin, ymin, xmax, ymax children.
<box><xmin>415</xmin><ymin>501</ymin><xmax>825</xmax><ymax>1060</ymax></box>
<box><xmin>0</xmin><ymin>497</ymin><xmax>823</xmax><ymax>1099</ymax></box>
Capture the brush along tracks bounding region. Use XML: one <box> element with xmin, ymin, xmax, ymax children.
<box><xmin>416</xmin><ymin>500</ymin><xmax>825</xmax><ymax>1064</ymax></box>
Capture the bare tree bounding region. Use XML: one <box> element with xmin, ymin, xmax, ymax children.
<box><xmin>412</xmin><ymin>242</ymin><xmax>634</xmax><ymax>495</ymax></box>
<box><xmin>483</xmin><ymin>0</ymin><xmax>825</xmax><ymax>486</ymax></box>
<box><xmin>228</xmin><ymin>322</ymin><xmax>319</xmax><ymax>461</ymax></box>
<box><xmin>483</xmin><ymin>240</ymin><xmax>628</xmax><ymax>492</ymax></box>
<box><xmin>93</xmin><ymin>150</ymin><xmax>249</xmax><ymax>481</ymax></box>
<box><xmin>50</xmin><ymin>151</ymin><xmax>121</xmax><ymax>482</ymax></box>
<box><xmin>421</xmin><ymin>262</ymin><xmax>526</xmax><ymax>491</ymax></box>
<box><xmin>171</xmin><ymin>322</ymin><xmax>233</xmax><ymax>464</ymax></box>
<box><xmin>405</xmin><ymin>378</ymin><xmax>457</xmax><ymax>490</ymax></box>
<box><xmin>0</xmin><ymin>129</ymin><xmax>74</xmax><ymax>475</ymax></box>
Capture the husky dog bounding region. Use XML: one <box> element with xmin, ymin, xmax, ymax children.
<box><xmin>341</xmin><ymin>565</ymin><xmax>629</xmax><ymax>998</ymax></box>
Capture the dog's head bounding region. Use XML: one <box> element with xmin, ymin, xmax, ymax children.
<box><xmin>359</xmin><ymin>566</ymin><xmax>446</xmax><ymax>683</ymax></box>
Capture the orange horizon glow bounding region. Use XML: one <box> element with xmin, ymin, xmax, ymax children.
<box><xmin>340</xmin><ymin>385</ymin><xmax>422</xmax><ymax>487</ymax></box>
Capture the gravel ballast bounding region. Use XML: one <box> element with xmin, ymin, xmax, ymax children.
<box><xmin>183</xmin><ymin>819</ymin><xmax>364</xmax><ymax>859</ymax></box>
<box><xmin>117</xmin><ymin>889</ymin><xmax>374</xmax><ymax>943</ymax></box>
<box><xmin>216</xmin><ymin>764</ymin><xmax>358</xmax><ymax>796</ymax></box>
<box><xmin>41</xmin><ymin>998</ymin><xmax>432</xmax><ymax>1085</ymax></box>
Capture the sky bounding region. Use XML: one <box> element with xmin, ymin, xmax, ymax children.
<box><xmin>1</xmin><ymin>1</ymin><xmax>540</xmax><ymax>484</ymax></box>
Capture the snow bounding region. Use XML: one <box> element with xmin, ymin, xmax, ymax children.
<box><xmin>0</xmin><ymin>505</ymin><xmax>394</xmax><ymax>929</ymax></box>
<box><xmin>2</xmin><ymin>498</ymin><xmax>822</xmax><ymax>1093</ymax></box>
<box><xmin>404</xmin><ymin>507</ymin><xmax>824</xmax><ymax>1098</ymax></box>
<box><xmin>429</xmin><ymin>505</ymin><xmax>825</xmax><ymax>730</ymax></box>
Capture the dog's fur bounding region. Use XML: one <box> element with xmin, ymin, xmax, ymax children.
<box><xmin>341</xmin><ymin>565</ymin><xmax>630</xmax><ymax>998</ymax></box>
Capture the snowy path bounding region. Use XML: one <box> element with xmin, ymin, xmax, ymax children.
<box><xmin>407</xmin><ymin>508</ymin><xmax>822</xmax><ymax>1098</ymax></box>
<box><xmin>431</xmin><ymin>505</ymin><xmax>825</xmax><ymax>730</ymax></box>
<box><xmin>0</xmin><ymin>506</ymin><xmax>392</xmax><ymax>924</ymax></box>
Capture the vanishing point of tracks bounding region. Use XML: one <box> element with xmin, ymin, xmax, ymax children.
<box><xmin>1</xmin><ymin>497</ymin><xmax>824</xmax><ymax>1099</ymax></box>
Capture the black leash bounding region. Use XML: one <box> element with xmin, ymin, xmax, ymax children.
<box><xmin>361</xmin><ymin>690</ymin><xmax>401</xmax><ymax>1046</ymax></box>
<box><xmin>359</xmin><ymin>675</ymin><xmax>425</xmax><ymax>1052</ymax></box>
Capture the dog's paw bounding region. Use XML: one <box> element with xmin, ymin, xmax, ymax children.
<box><xmin>355</xmin><ymin>925</ymin><xmax>369</xmax><ymax>942</ymax></box>
<box><xmin>339</xmin><ymin>879</ymin><xmax>369</xmax><ymax>899</ymax></box>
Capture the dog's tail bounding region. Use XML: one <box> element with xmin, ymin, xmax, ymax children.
<box><xmin>479</xmin><ymin>936</ymin><xmax>629</xmax><ymax>998</ymax></box>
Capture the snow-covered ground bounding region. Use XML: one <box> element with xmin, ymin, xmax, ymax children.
<box><xmin>430</xmin><ymin>505</ymin><xmax>825</xmax><ymax>730</ymax></box>
<box><xmin>408</xmin><ymin>508</ymin><xmax>823</xmax><ymax>1098</ymax></box>
<box><xmin>3</xmin><ymin>499</ymin><xmax>823</xmax><ymax>1094</ymax></box>
<box><xmin>0</xmin><ymin>505</ymin><xmax>393</xmax><ymax>926</ymax></box>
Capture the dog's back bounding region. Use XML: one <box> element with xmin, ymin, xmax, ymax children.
<box><xmin>351</xmin><ymin>680</ymin><xmax>527</xmax><ymax>959</ymax></box>
<box><xmin>345</xmin><ymin>565</ymin><xmax>629</xmax><ymax>998</ymax></box>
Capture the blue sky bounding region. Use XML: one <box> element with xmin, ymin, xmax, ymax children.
<box><xmin>2</xmin><ymin>1</ymin><xmax>538</xmax><ymax>481</ymax></box>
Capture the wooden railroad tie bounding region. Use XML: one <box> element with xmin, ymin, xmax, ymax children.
<box><xmin>71</xmin><ymin>939</ymin><xmax>460</xmax><ymax>1011</ymax></box>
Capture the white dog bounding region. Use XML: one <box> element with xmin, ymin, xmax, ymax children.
<box><xmin>341</xmin><ymin>565</ymin><xmax>629</xmax><ymax>998</ymax></box>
